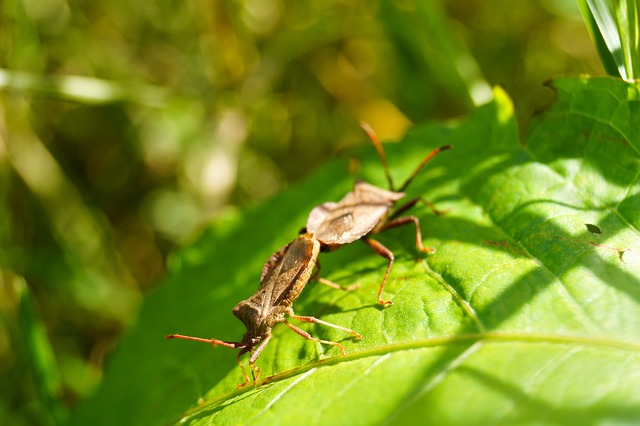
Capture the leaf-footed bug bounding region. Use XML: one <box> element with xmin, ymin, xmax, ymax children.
<box><xmin>167</xmin><ymin>124</ymin><xmax>449</xmax><ymax>387</ymax></box>
<box><xmin>306</xmin><ymin>123</ymin><xmax>452</xmax><ymax>305</ymax></box>
<box><xmin>166</xmin><ymin>232</ymin><xmax>362</xmax><ymax>387</ymax></box>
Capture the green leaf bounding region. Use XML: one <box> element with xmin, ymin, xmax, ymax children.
<box><xmin>67</xmin><ymin>77</ymin><xmax>640</xmax><ymax>425</ymax></box>
<box><xmin>377</xmin><ymin>0</ymin><xmax>491</xmax><ymax>115</ymax></box>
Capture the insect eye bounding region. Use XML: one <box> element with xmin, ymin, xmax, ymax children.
<box><xmin>298</xmin><ymin>227</ymin><xmax>307</xmax><ymax>235</ymax></box>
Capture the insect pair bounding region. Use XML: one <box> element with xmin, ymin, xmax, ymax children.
<box><xmin>167</xmin><ymin>124</ymin><xmax>451</xmax><ymax>387</ymax></box>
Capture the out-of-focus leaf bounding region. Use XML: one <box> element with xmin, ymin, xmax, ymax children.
<box><xmin>377</xmin><ymin>0</ymin><xmax>490</xmax><ymax>118</ymax></box>
<box><xmin>67</xmin><ymin>77</ymin><xmax>640</xmax><ymax>425</ymax></box>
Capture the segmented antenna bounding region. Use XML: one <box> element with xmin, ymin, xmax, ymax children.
<box><xmin>361</xmin><ymin>122</ymin><xmax>452</xmax><ymax>193</ymax></box>
<box><xmin>360</xmin><ymin>122</ymin><xmax>395</xmax><ymax>191</ymax></box>
<box><xmin>398</xmin><ymin>144</ymin><xmax>453</xmax><ymax>192</ymax></box>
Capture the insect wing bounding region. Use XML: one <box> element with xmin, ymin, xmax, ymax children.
<box><xmin>260</xmin><ymin>241</ymin><xmax>290</xmax><ymax>285</ymax></box>
<box><xmin>307</xmin><ymin>181</ymin><xmax>404</xmax><ymax>245</ymax></box>
<box><xmin>260</xmin><ymin>235</ymin><xmax>320</xmax><ymax>313</ymax></box>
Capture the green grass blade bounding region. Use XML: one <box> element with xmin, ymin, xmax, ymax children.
<box><xmin>18</xmin><ymin>279</ymin><xmax>68</xmax><ymax>425</ymax></box>
<box><xmin>579</xmin><ymin>0</ymin><xmax>640</xmax><ymax>79</ymax></box>
<box><xmin>578</xmin><ymin>0</ymin><xmax>627</xmax><ymax>78</ymax></box>
<box><xmin>613</xmin><ymin>0</ymin><xmax>640</xmax><ymax>79</ymax></box>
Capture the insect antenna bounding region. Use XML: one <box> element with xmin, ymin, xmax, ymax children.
<box><xmin>165</xmin><ymin>333</ymin><xmax>245</xmax><ymax>349</ymax></box>
<box><xmin>397</xmin><ymin>144</ymin><xmax>452</xmax><ymax>192</ymax></box>
<box><xmin>360</xmin><ymin>122</ymin><xmax>395</xmax><ymax>191</ymax></box>
<box><xmin>361</xmin><ymin>122</ymin><xmax>452</xmax><ymax>193</ymax></box>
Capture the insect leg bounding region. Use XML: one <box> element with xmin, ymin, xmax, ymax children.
<box><xmin>286</xmin><ymin>312</ymin><xmax>362</xmax><ymax>340</ymax></box>
<box><xmin>418</xmin><ymin>197</ymin><xmax>449</xmax><ymax>216</ymax></box>
<box><xmin>378</xmin><ymin>215</ymin><xmax>435</xmax><ymax>254</ymax></box>
<box><xmin>390</xmin><ymin>196</ymin><xmax>448</xmax><ymax>221</ymax></box>
<box><xmin>235</xmin><ymin>350</ymin><xmax>251</xmax><ymax>388</ymax></box>
<box><xmin>247</xmin><ymin>335</ymin><xmax>271</xmax><ymax>386</ymax></box>
<box><xmin>362</xmin><ymin>237</ymin><xmax>395</xmax><ymax>305</ymax></box>
<box><xmin>283</xmin><ymin>314</ymin><xmax>362</xmax><ymax>356</ymax></box>
<box><xmin>317</xmin><ymin>277</ymin><xmax>360</xmax><ymax>291</ymax></box>
<box><xmin>388</xmin><ymin>197</ymin><xmax>421</xmax><ymax>220</ymax></box>
<box><xmin>283</xmin><ymin>320</ymin><xmax>346</xmax><ymax>356</ymax></box>
<box><xmin>313</xmin><ymin>259</ymin><xmax>360</xmax><ymax>291</ymax></box>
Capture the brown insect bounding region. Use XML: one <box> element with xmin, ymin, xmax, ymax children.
<box><xmin>306</xmin><ymin>123</ymin><xmax>452</xmax><ymax>305</ymax></box>
<box><xmin>167</xmin><ymin>124</ymin><xmax>449</xmax><ymax>386</ymax></box>
<box><xmin>166</xmin><ymin>232</ymin><xmax>362</xmax><ymax>387</ymax></box>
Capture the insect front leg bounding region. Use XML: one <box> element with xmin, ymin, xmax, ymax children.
<box><xmin>235</xmin><ymin>350</ymin><xmax>251</xmax><ymax>388</ymax></box>
<box><xmin>246</xmin><ymin>335</ymin><xmax>271</xmax><ymax>386</ymax></box>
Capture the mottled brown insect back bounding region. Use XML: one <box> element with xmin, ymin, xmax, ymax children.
<box><xmin>166</xmin><ymin>232</ymin><xmax>362</xmax><ymax>388</ymax></box>
<box><xmin>234</xmin><ymin>233</ymin><xmax>320</xmax><ymax>334</ymax></box>
<box><xmin>307</xmin><ymin>181</ymin><xmax>405</xmax><ymax>246</ymax></box>
<box><xmin>305</xmin><ymin>123</ymin><xmax>452</xmax><ymax>305</ymax></box>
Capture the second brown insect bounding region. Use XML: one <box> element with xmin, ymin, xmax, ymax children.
<box><xmin>306</xmin><ymin>123</ymin><xmax>451</xmax><ymax>305</ymax></box>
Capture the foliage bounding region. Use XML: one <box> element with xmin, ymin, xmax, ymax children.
<box><xmin>0</xmin><ymin>0</ymin><xmax>624</xmax><ymax>425</ymax></box>
<box><xmin>69</xmin><ymin>78</ymin><xmax>640</xmax><ymax>425</ymax></box>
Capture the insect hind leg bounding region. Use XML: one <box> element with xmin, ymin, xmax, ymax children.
<box><xmin>362</xmin><ymin>237</ymin><xmax>397</xmax><ymax>305</ymax></box>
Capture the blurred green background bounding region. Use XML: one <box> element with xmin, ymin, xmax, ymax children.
<box><xmin>0</xmin><ymin>0</ymin><xmax>601</xmax><ymax>424</ymax></box>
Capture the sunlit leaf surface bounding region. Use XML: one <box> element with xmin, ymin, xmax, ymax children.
<box><xmin>67</xmin><ymin>77</ymin><xmax>640</xmax><ymax>425</ymax></box>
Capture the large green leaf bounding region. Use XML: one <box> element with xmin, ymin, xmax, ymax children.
<box><xmin>67</xmin><ymin>77</ymin><xmax>640</xmax><ymax>425</ymax></box>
